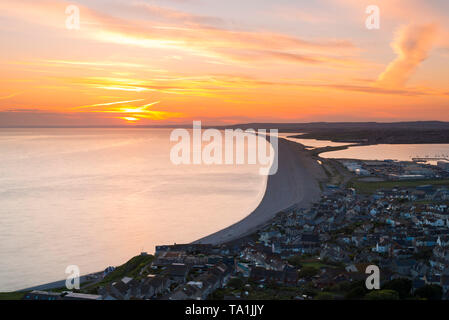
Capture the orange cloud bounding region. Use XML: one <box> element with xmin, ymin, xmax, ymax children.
<box><xmin>378</xmin><ymin>24</ymin><xmax>438</xmax><ymax>87</ymax></box>
<box><xmin>0</xmin><ymin>92</ymin><xmax>22</xmax><ymax>100</ymax></box>
<box><xmin>76</xmin><ymin>100</ymin><xmax>184</xmax><ymax>122</ymax></box>
<box><xmin>74</xmin><ymin>99</ymin><xmax>146</xmax><ymax>109</ymax></box>
<box><xmin>0</xmin><ymin>0</ymin><xmax>364</xmax><ymax>69</ymax></box>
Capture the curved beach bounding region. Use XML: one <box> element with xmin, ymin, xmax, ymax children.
<box><xmin>195</xmin><ymin>137</ymin><xmax>326</xmax><ymax>245</ymax></box>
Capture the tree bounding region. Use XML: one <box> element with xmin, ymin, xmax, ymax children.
<box><xmin>266</xmin><ymin>280</ymin><xmax>279</xmax><ymax>290</ymax></box>
<box><xmin>298</xmin><ymin>266</ymin><xmax>319</xmax><ymax>279</ymax></box>
<box><xmin>227</xmin><ymin>277</ymin><xmax>244</xmax><ymax>289</ymax></box>
<box><xmin>287</xmin><ymin>255</ymin><xmax>302</xmax><ymax>267</ymax></box>
<box><xmin>382</xmin><ymin>278</ymin><xmax>412</xmax><ymax>299</ymax></box>
<box><xmin>414</xmin><ymin>285</ymin><xmax>443</xmax><ymax>300</ymax></box>
<box><xmin>365</xmin><ymin>290</ymin><xmax>400</xmax><ymax>300</ymax></box>
<box><xmin>208</xmin><ymin>289</ymin><xmax>225</xmax><ymax>300</ymax></box>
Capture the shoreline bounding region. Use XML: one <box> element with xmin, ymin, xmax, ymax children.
<box><xmin>193</xmin><ymin>137</ymin><xmax>326</xmax><ymax>245</ymax></box>
<box><xmin>16</xmin><ymin>273</ymin><xmax>101</xmax><ymax>293</ymax></box>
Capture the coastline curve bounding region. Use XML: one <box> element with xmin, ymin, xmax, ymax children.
<box><xmin>194</xmin><ymin>137</ymin><xmax>326</xmax><ymax>245</ymax></box>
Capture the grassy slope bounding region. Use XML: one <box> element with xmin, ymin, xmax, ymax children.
<box><xmin>0</xmin><ymin>292</ymin><xmax>26</xmax><ymax>300</ymax></box>
<box><xmin>0</xmin><ymin>255</ymin><xmax>155</xmax><ymax>299</ymax></box>
<box><xmin>348</xmin><ymin>178</ymin><xmax>449</xmax><ymax>194</ymax></box>
<box><xmin>82</xmin><ymin>254</ymin><xmax>155</xmax><ymax>293</ymax></box>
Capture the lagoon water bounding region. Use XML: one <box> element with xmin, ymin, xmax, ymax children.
<box><xmin>0</xmin><ymin>128</ymin><xmax>267</xmax><ymax>291</ymax></box>
<box><xmin>279</xmin><ymin>133</ymin><xmax>449</xmax><ymax>163</ymax></box>
<box><xmin>320</xmin><ymin>143</ymin><xmax>449</xmax><ymax>162</ymax></box>
<box><xmin>279</xmin><ymin>133</ymin><xmax>351</xmax><ymax>148</ymax></box>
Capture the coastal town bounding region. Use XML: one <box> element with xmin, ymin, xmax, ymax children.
<box><xmin>19</xmin><ymin>154</ymin><xmax>449</xmax><ymax>301</ymax></box>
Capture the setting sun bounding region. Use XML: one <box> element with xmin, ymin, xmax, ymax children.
<box><xmin>120</xmin><ymin>116</ymin><xmax>140</xmax><ymax>123</ymax></box>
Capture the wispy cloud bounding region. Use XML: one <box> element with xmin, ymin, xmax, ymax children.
<box><xmin>60</xmin><ymin>72</ymin><xmax>448</xmax><ymax>100</ymax></box>
<box><xmin>74</xmin><ymin>99</ymin><xmax>146</xmax><ymax>109</ymax></box>
<box><xmin>44</xmin><ymin>60</ymin><xmax>146</xmax><ymax>68</ymax></box>
<box><xmin>133</xmin><ymin>2</ymin><xmax>226</xmax><ymax>27</ymax></box>
<box><xmin>378</xmin><ymin>24</ymin><xmax>438</xmax><ymax>87</ymax></box>
<box><xmin>77</xmin><ymin>100</ymin><xmax>183</xmax><ymax>122</ymax></box>
<box><xmin>0</xmin><ymin>92</ymin><xmax>22</xmax><ymax>100</ymax></box>
<box><xmin>0</xmin><ymin>0</ymin><xmax>364</xmax><ymax>69</ymax></box>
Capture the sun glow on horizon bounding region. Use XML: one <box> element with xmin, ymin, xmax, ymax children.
<box><xmin>74</xmin><ymin>99</ymin><xmax>183</xmax><ymax>123</ymax></box>
<box><xmin>119</xmin><ymin>116</ymin><xmax>140</xmax><ymax>123</ymax></box>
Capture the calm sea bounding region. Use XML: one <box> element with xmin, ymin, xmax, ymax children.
<box><xmin>0</xmin><ymin>128</ymin><xmax>267</xmax><ymax>291</ymax></box>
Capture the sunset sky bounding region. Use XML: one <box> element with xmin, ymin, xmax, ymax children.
<box><xmin>1</xmin><ymin>0</ymin><xmax>448</xmax><ymax>126</ymax></box>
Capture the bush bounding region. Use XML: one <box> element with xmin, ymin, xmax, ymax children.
<box><xmin>227</xmin><ymin>278</ymin><xmax>244</xmax><ymax>289</ymax></box>
<box><xmin>345</xmin><ymin>287</ymin><xmax>368</xmax><ymax>300</ymax></box>
<box><xmin>365</xmin><ymin>290</ymin><xmax>400</xmax><ymax>300</ymax></box>
<box><xmin>287</xmin><ymin>255</ymin><xmax>302</xmax><ymax>267</ymax></box>
<box><xmin>314</xmin><ymin>292</ymin><xmax>334</xmax><ymax>300</ymax></box>
<box><xmin>382</xmin><ymin>278</ymin><xmax>412</xmax><ymax>299</ymax></box>
<box><xmin>414</xmin><ymin>285</ymin><xmax>443</xmax><ymax>300</ymax></box>
<box><xmin>208</xmin><ymin>289</ymin><xmax>225</xmax><ymax>300</ymax></box>
<box><xmin>336</xmin><ymin>281</ymin><xmax>352</xmax><ymax>292</ymax></box>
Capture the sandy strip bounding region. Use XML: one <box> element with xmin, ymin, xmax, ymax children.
<box><xmin>194</xmin><ymin>137</ymin><xmax>326</xmax><ymax>245</ymax></box>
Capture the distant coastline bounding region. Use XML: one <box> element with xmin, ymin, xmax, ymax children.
<box><xmin>6</xmin><ymin>121</ymin><xmax>449</xmax><ymax>145</ymax></box>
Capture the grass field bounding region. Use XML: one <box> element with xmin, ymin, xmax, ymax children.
<box><xmin>348</xmin><ymin>178</ymin><xmax>449</xmax><ymax>194</ymax></box>
<box><xmin>0</xmin><ymin>292</ymin><xmax>26</xmax><ymax>300</ymax></box>
<box><xmin>288</xmin><ymin>256</ymin><xmax>342</xmax><ymax>269</ymax></box>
